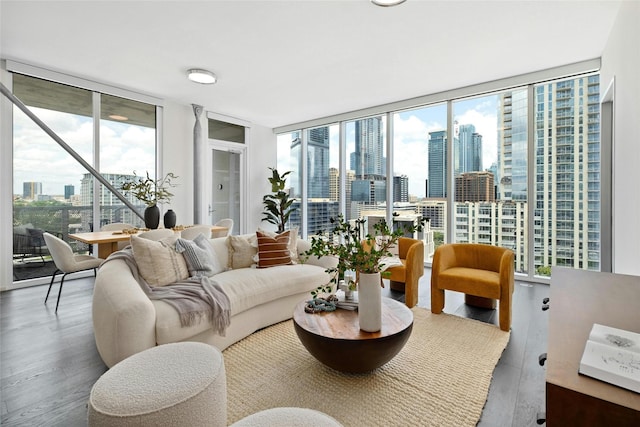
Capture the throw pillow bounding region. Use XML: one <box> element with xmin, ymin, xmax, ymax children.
<box><xmin>130</xmin><ymin>235</ymin><xmax>189</xmax><ymax>287</ymax></box>
<box><xmin>175</xmin><ymin>234</ymin><xmax>224</xmax><ymax>277</ymax></box>
<box><xmin>255</xmin><ymin>227</ymin><xmax>299</xmax><ymax>263</ymax></box>
<box><xmin>256</xmin><ymin>230</ymin><xmax>292</xmax><ymax>268</ymax></box>
<box><xmin>227</xmin><ymin>235</ymin><xmax>258</xmax><ymax>269</ymax></box>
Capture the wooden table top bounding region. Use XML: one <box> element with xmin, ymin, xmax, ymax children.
<box><xmin>293</xmin><ymin>297</ymin><xmax>413</xmax><ymax>341</ymax></box>
<box><xmin>69</xmin><ymin>226</ymin><xmax>228</xmax><ymax>245</ymax></box>
<box><xmin>69</xmin><ymin>231</ymin><xmax>135</xmax><ymax>244</ymax></box>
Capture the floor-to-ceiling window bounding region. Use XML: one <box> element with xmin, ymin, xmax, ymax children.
<box><xmin>452</xmin><ymin>90</ymin><xmax>528</xmax><ymax>274</ymax></box>
<box><xmin>11</xmin><ymin>72</ymin><xmax>158</xmax><ymax>283</ymax></box>
<box><xmin>275</xmin><ymin>68</ymin><xmax>604</xmax><ymax>281</ymax></box>
<box><xmin>393</xmin><ymin>104</ymin><xmax>447</xmax><ymax>261</ymax></box>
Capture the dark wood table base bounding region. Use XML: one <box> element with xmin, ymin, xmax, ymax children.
<box><xmin>293</xmin><ymin>298</ymin><xmax>413</xmax><ymax>373</ymax></box>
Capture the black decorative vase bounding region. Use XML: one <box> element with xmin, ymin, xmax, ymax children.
<box><xmin>164</xmin><ymin>209</ymin><xmax>177</xmax><ymax>229</ymax></box>
<box><xmin>144</xmin><ymin>205</ymin><xmax>160</xmax><ymax>229</ymax></box>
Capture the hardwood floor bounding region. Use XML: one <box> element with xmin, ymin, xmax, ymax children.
<box><xmin>1</xmin><ymin>271</ymin><xmax>548</xmax><ymax>426</ymax></box>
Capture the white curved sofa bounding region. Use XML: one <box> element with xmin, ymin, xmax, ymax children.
<box><xmin>92</xmin><ymin>233</ymin><xmax>335</xmax><ymax>368</ymax></box>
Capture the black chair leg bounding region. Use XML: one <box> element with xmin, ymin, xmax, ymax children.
<box><xmin>55</xmin><ymin>273</ymin><xmax>68</xmax><ymax>313</ymax></box>
<box><xmin>45</xmin><ymin>269</ymin><xmax>61</xmax><ymax>304</ymax></box>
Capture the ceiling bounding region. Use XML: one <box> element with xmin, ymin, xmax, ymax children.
<box><xmin>0</xmin><ymin>0</ymin><xmax>622</xmax><ymax>129</ymax></box>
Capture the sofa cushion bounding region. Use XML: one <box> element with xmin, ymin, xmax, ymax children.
<box><xmin>175</xmin><ymin>234</ymin><xmax>223</xmax><ymax>277</ymax></box>
<box><xmin>227</xmin><ymin>235</ymin><xmax>257</xmax><ymax>269</ymax></box>
<box><xmin>256</xmin><ymin>227</ymin><xmax>299</xmax><ymax>263</ymax></box>
<box><xmin>153</xmin><ymin>263</ymin><xmax>330</xmax><ymax>344</ymax></box>
<box><xmin>256</xmin><ymin>230</ymin><xmax>292</xmax><ymax>268</ymax></box>
<box><xmin>131</xmin><ymin>235</ymin><xmax>189</xmax><ymax>287</ymax></box>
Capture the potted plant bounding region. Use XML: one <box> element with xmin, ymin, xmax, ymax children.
<box><xmin>305</xmin><ymin>214</ymin><xmax>425</xmax><ymax>331</ymax></box>
<box><xmin>262</xmin><ymin>167</ymin><xmax>297</xmax><ymax>233</ymax></box>
<box><xmin>121</xmin><ymin>171</ymin><xmax>178</xmax><ymax>229</ymax></box>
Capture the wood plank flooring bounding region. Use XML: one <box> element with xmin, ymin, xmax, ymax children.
<box><xmin>1</xmin><ymin>271</ymin><xmax>549</xmax><ymax>426</ymax></box>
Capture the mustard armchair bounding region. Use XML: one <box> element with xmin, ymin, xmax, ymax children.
<box><xmin>385</xmin><ymin>237</ymin><xmax>425</xmax><ymax>308</ymax></box>
<box><xmin>430</xmin><ymin>243</ymin><xmax>514</xmax><ymax>331</ymax></box>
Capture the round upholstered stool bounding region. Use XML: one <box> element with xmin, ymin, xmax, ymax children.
<box><xmin>230</xmin><ymin>407</ymin><xmax>343</xmax><ymax>426</ymax></box>
<box><xmin>88</xmin><ymin>342</ymin><xmax>226</xmax><ymax>426</ymax></box>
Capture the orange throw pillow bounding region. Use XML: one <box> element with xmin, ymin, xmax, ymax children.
<box><xmin>256</xmin><ymin>230</ymin><xmax>292</xmax><ymax>268</ymax></box>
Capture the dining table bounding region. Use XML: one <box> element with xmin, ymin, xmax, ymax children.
<box><xmin>69</xmin><ymin>226</ymin><xmax>228</xmax><ymax>259</ymax></box>
<box><xmin>69</xmin><ymin>231</ymin><xmax>136</xmax><ymax>259</ymax></box>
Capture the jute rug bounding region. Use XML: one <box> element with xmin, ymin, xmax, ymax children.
<box><xmin>223</xmin><ymin>307</ymin><xmax>510</xmax><ymax>426</ymax></box>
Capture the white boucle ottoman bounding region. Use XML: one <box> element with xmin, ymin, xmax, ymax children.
<box><xmin>230</xmin><ymin>407</ymin><xmax>343</xmax><ymax>426</ymax></box>
<box><xmin>88</xmin><ymin>342</ymin><xmax>226</xmax><ymax>426</ymax></box>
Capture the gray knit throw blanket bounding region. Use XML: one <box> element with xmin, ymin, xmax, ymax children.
<box><xmin>103</xmin><ymin>249</ymin><xmax>231</xmax><ymax>336</ymax></box>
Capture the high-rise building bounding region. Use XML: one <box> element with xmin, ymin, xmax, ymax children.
<box><xmin>497</xmin><ymin>91</ymin><xmax>528</xmax><ymax>201</ymax></box>
<box><xmin>393</xmin><ymin>175</ymin><xmax>409</xmax><ymax>202</ymax></box>
<box><xmin>351</xmin><ymin>179</ymin><xmax>386</xmax><ymax>204</ymax></box>
<box><xmin>64</xmin><ymin>184</ymin><xmax>75</xmax><ymax>200</ymax></box>
<box><xmin>306</xmin><ymin>127</ymin><xmax>330</xmax><ymax>198</ymax></box>
<box><xmin>329</xmin><ymin>167</ymin><xmax>339</xmax><ymax>201</ymax></box>
<box><xmin>22</xmin><ymin>181</ymin><xmax>42</xmax><ymax>199</ymax></box>
<box><xmin>455</xmin><ymin>171</ymin><xmax>495</xmax><ymax>202</ymax></box>
<box><xmin>80</xmin><ymin>173</ymin><xmax>144</xmax><ymax>229</ymax></box>
<box><xmin>428</xmin><ymin>130</ymin><xmax>447</xmax><ymax>198</ymax></box>
<box><xmin>329</xmin><ymin>167</ymin><xmax>356</xmax><ymax>203</ymax></box>
<box><xmin>351</xmin><ymin>117</ymin><xmax>384</xmax><ymax>179</ymax></box>
<box><xmin>530</xmin><ymin>76</ymin><xmax>600</xmax><ymax>271</ymax></box>
<box><xmin>455</xmin><ymin>124</ymin><xmax>483</xmax><ymax>175</ymax></box>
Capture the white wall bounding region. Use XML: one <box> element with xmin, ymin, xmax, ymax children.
<box><xmin>247</xmin><ymin>124</ymin><xmax>278</xmax><ymax>231</ymax></box>
<box><xmin>160</xmin><ymin>100</ymin><xmax>276</xmax><ymax>233</ymax></box>
<box><xmin>600</xmin><ymin>1</ymin><xmax>640</xmax><ymax>276</ymax></box>
<box><xmin>160</xmin><ymin>101</ymin><xmax>194</xmax><ymax>227</ymax></box>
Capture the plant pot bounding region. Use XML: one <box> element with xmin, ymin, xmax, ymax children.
<box><xmin>144</xmin><ymin>205</ymin><xmax>160</xmax><ymax>229</ymax></box>
<box><xmin>358</xmin><ymin>272</ymin><xmax>382</xmax><ymax>332</ymax></box>
<box><xmin>163</xmin><ymin>209</ymin><xmax>176</xmax><ymax>229</ymax></box>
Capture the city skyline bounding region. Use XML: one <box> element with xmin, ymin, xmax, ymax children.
<box><xmin>277</xmin><ymin>97</ymin><xmax>499</xmax><ymax>199</ymax></box>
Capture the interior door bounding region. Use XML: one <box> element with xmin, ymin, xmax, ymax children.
<box><xmin>209</xmin><ymin>145</ymin><xmax>242</xmax><ymax>233</ymax></box>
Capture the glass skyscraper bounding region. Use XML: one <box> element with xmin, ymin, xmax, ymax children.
<box><xmin>428</xmin><ymin>130</ymin><xmax>447</xmax><ymax>198</ymax></box>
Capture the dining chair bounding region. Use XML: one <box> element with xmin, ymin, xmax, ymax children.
<box><xmin>181</xmin><ymin>224</ymin><xmax>213</xmax><ymax>240</ymax></box>
<box><xmin>43</xmin><ymin>232</ymin><xmax>104</xmax><ymax>313</ymax></box>
<box><xmin>212</xmin><ymin>218</ymin><xmax>234</xmax><ymax>238</ymax></box>
<box><xmin>101</xmin><ymin>222</ymin><xmax>134</xmax><ymax>250</ymax></box>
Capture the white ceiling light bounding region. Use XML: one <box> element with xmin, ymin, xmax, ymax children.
<box><xmin>371</xmin><ymin>0</ymin><xmax>407</xmax><ymax>7</ymax></box>
<box><xmin>187</xmin><ymin>69</ymin><xmax>217</xmax><ymax>84</ymax></box>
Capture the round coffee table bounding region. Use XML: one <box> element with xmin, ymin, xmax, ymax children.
<box><xmin>292</xmin><ymin>297</ymin><xmax>413</xmax><ymax>373</ymax></box>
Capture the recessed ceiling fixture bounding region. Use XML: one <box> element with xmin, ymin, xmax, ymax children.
<box><xmin>108</xmin><ymin>114</ymin><xmax>128</xmax><ymax>121</ymax></box>
<box><xmin>187</xmin><ymin>69</ymin><xmax>217</xmax><ymax>84</ymax></box>
<box><xmin>371</xmin><ymin>0</ymin><xmax>407</xmax><ymax>7</ymax></box>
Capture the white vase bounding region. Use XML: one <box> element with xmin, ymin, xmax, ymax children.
<box><xmin>358</xmin><ymin>272</ymin><xmax>382</xmax><ymax>332</ymax></box>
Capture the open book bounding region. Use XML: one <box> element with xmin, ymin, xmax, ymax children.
<box><xmin>579</xmin><ymin>323</ymin><xmax>640</xmax><ymax>393</ymax></box>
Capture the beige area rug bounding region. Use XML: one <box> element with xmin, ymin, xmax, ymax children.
<box><xmin>223</xmin><ymin>307</ymin><xmax>510</xmax><ymax>427</ymax></box>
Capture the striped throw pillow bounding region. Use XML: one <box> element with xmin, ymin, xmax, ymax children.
<box><xmin>256</xmin><ymin>230</ymin><xmax>292</xmax><ymax>268</ymax></box>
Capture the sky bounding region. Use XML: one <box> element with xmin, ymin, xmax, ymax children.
<box><xmin>277</xmin><ymin>95</ymin><xmax>499</xmax><ymax>198</ymax></box>
<box><xmin>13</xmin><ymin>107</ymin><xmax>156</xmax><ymax>196</ymax></box>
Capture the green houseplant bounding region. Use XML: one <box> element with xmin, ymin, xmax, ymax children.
<box><xmin>306</xmin><ymin>214</ymin><xmax>425</xmax><ymax>294</ymax></box>
<box><xmin>121</xmin><ymin>171</ymin><xmax>178</xmax><ymax>229</ymax></box>
<box><xmin>305</xmin><ymin>214</ymin><xmax>425</xmax><ymax>332</ymax></box>
<box><xmin>262</xmin><ymin>167</ymin><xmax>297</xmax><ymax>233</ymax></box>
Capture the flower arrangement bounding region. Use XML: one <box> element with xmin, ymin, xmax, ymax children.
<box><xmin>121</xmin><ymin>171</ymin><xmax>178</xmax><ymax>207</ymax></box>
<box><xmin>306</xmin><ymin>214</ymin><xmax>425</xmax><ymax>298</ymax></box>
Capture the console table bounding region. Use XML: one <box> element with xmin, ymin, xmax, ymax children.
<box><xmin>546</xmin><ymin>267</ymin><xmax>640</xmax><ymax>426</ymax></box>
